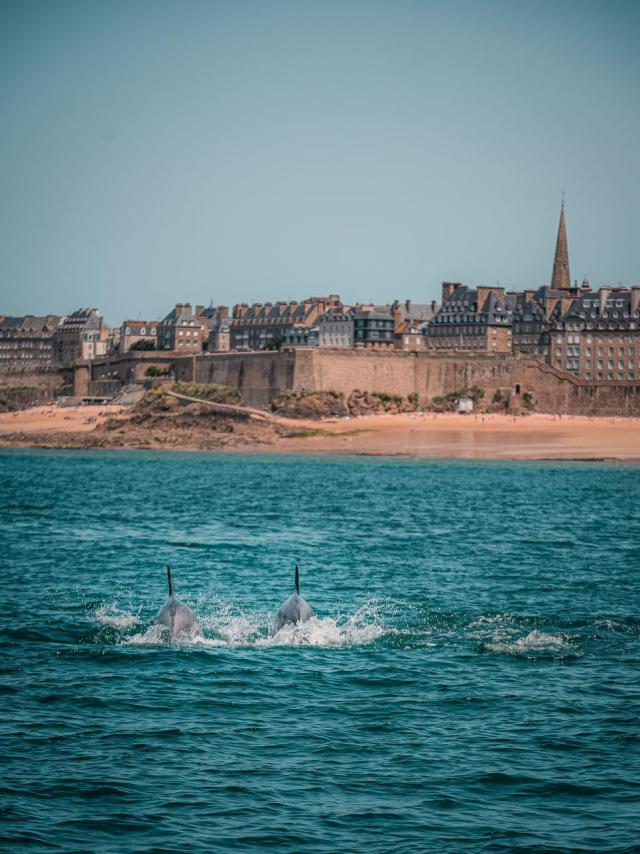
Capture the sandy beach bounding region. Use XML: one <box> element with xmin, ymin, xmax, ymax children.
<box><xmin>0</xmin><ymin>404</ymin><xmax>638</xmax><ymax>460</ymax></box>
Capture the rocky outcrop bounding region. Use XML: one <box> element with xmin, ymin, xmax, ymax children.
<box><xmin>0</xmin><ymin>391</ymin><xmax>281</xmax><ymax>451</ymax></box>
<box><xmin>270</xmin><ymin>388</ymin><xmax>418</xmax><ymax>419</ymax></box>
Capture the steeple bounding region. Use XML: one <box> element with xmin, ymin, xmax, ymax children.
<box><xmin>551</xmin><ymin>197</ymin><xmax>571</xmax><ymax>290</ymax></box>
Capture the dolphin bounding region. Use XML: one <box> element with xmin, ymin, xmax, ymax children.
<box><xmin>155</xmin><ymin>566</ymin><xmax>201</xmax><ymax>637</ymax></box>
<box><xmin>274</xmin><ymin>565</ymin><xmax>314</xmax><ymax>631</ymax></box>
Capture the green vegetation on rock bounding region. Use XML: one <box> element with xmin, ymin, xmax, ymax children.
<box><xmin>173</xmin><ymin>381</ymin><xmax>241</xmax><ymax>404</ymax></box>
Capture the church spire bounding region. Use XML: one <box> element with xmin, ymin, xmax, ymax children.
<box><xmin>551</xmin><ymin>196</ymin><xmax>571</xmax><ymax>290</ymax></box>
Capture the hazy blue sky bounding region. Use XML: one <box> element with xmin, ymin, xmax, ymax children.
<box><xmin>1</xmin><ymin>0</ymin><xmax>638</xmax><ymax>324</ymax></box>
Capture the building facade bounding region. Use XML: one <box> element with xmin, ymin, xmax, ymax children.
<box><xmin>0</xmin><ymin>314</ymin><xmax>62</xmax><ymax>371</ymax></box>
<box><xmin>353</xmin><ymin>308</ymin><xmax>395</xmax><ymax>349</ymax></box>
<box><xmin>426</xmin><ymin>283</ymin><xmax>514</xmax><ymax>352</ymax></box>
<box><xmin>392</xmin><ymin>300</ymin><xmax>438</xmax><ymax>351</ymax></box>
<box><xmin>421</xmin><ymin>203</ymin><xmax>640</xmax><ymax>383</ymax></box>
<box><xmin>229</xmin><ymin>296</ymin><xmax>340</xmax><ymax>351</ymax></box>
<box><xmin>52</xmin><ymin>308</ymin><xmax>107</xmax><ymax>367</ymax></box>
<box><xmin>317</xmin><ymin>308</ymin><xmax>354</xmax><ymax>348</ymax></box>
<box><xmin>158</xmin><ymin>303</ymin><xmax>209</xmax><ymax>352</ymax></box>
<box><xmin>546</xmin><ymin>286</ymin><xmax>640</xmax><ymax>381</ymax></box>
<box><xmin>283</xmin><ymin>325</ymin><xmax>319</xmax><ymax>347</ymax></box>
<box><xmin>198</xmin><ymin>305</ymin><xmax>230</xmax><ymax>352</ymax></box>
<box><xmin>120</xmin><ymin>320</ymin><xmax>159</xmax><ymax>352</ymax></box>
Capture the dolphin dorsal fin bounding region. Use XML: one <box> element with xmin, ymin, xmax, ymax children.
<box><xmin>167</xmin><ymin>566</ymin><xmax>174</xmax><ymax>596</ymax></box>
<box><xmin>294</xmin><ymin>564</ymin><xmax>299</xmax><ymax>595</ymax></box>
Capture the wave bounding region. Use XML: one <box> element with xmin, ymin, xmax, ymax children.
<box><xmin>483</xmin><ymin>629</ymin><xmax>576</xmax><ymax>658</ymax></box>
<box><xmin>84</xmin><ymin>602</ymin><xmax>636</xmax><ymax>657</ymax></box>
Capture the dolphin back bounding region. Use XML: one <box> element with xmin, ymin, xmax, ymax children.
<box><xmin>274</xmin><ymin>593</ymin><xmax>313</xmax><ymax>631</ymax></box>
<box><xmin>156</xmin><ymin>594</ymin><xmax>200</xmax><ymax>637</ymax></box>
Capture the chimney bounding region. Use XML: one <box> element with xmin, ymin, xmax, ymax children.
<box><xmin>431</xmin><ymin>299</ymin><xmax>437</xmax><ymax>314</ymax></box>
<box><xmin>442</xmin><ymin>282</ymin><xmax>461</xmax><ymax>302</ymax></box>
<box><xmin>405</xmin><ymin>299</ymin><xmax>411</xmax><ymax>313</ymax></box>
<box><xmin>195</xmin><ymin>305</ymin><xmax>204</xmax><ymax>316</ymax></box>
<box><xmin>218</xmin><ymin>305</ymin><xmax>229</xmax><ymax>319</ymax></box>
<box><xmin>599</xmin><ymin>286</ymin><xmax>612</xmax><ymax>314</ymax></box>
<box><xmin>631</xmin><ymin>286</ymin><xmax>640</xmax><ymax>315</ymax></box>
<box><xmin>477</xmin><ymin>286</ymin><xmax>505</xmax><ymax>311</ymax></box>
<box><xmin>524</xmin><ymin>290</ymin><xmax>536</xmax><ymax>302</ymax></box>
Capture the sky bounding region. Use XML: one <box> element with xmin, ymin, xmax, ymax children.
<box><xmin>1</xmin><ymin>0</ymin><xmax>639</xmax><ymax>325</ymax></box>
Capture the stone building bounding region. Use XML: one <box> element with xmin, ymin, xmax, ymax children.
<box><xmin>283</xmin><ymin>325</ymin><xmax>319</xmax><ymax>348</ymax></box>
<box><xmin>0</xmin><ymin>314</ymin><xmax>62</xmax><ymax>371</ymax></box>
<box><xmin>392</xmin><ymin>300</ymin><xmax>438</xmax><ymax>351</ymax></box>
<box><xmin>546</xmin><ymin>286</ymin><xmax>640</xmax><ymax>381</ymax></box>
<box><xmin>120</xmin><ymin>320</ymin><xmax>159</xmax><ymax>352</ymax></box>
<box><xmin>229</xmin><ymin>296</ymin><xmax>340</xmax><ymax>351</ymax></box>
<box><xmin>425</xmin><ymin>204</ymin><xmax>574</xmax><ymax>354</ymax></box>
<box><xmin>353</xmin><ymin>307</ymin><xmax>395</xmax><ymax>349</ymax></box>
<box><xmin>52</xmin><ymin>308</ymin><xmax>108</xmax><ymax>367</ymax></box>
<box><xmin>158</xmin><ymin>303</ymin><xmax>209</xmax><ymax>352</ymax></box>
<box><xmin>426</xmin><ymin>283</ymin><xmax>514</xmax><ymax>352</ymax></box>
<box><xmin>198</xmin><ymin>305</ymin><xmax>230</xmax><ymax>352</ymax></box>
<box><xmin>317</xmin><ymin>307</ymin><xmax>355</xmax><ymax>348</ymax></box>
<box><xmin>209</xmin><ymin>318</ymin><xmax>231</xmax><ymax>352</ymax></box>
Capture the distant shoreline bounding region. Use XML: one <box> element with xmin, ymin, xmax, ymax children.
<box><xmin>1</xmin><ymin>404</ymin><xmax>639</xmax><ymax>461</ymax></box>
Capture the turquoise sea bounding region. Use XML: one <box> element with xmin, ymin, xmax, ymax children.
<box><xmin>1</xmin><ymin>449</ymin><xmax>639</xmax><ymax>853</ymax></box>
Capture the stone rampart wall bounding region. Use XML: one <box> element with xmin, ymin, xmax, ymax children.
<box><xmin>88</xmin><ymin>349</ymin><xmax>640</xmax><ymax>416</ymax></box>
<box><xmin>180</xmin><ymin>351</ymin><xmax>296</xmax><ymax>408</ymax></box>
<box><xmin>0</xmin><ymin>368</ymin><xmax>63</xmax><ymax>406</ymax></box>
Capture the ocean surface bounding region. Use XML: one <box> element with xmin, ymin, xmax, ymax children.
<box><xmin>1</xmin><ymin>449</ymin><xmax>639</xmax><ymax>853</ymax></box>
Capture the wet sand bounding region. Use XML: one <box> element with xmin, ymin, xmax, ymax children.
<box><xmin>270</xmin><ymin>412</ymin><xmax>640</xmax><ymax>460</ymax></box>
<box><xmin>0</xmin><ymin>405</ymin><xmax>638</xmax><ymax>460</ymax></box>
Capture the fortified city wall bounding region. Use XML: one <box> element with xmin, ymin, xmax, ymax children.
<box><xmin>168</xmin><ymin>349</ymin><xmax>640</xmax><ymax>416</ymax></box>
<box><xmin>0</xmin><ymin>367</ymin><xmax>64</xmax><ymax>407</ymax></box>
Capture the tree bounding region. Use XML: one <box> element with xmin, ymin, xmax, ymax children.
<box><xmin>131</xmin><ymin>339</ymin><xmax>156</xmax><ymax>351</ymax></box>
<box><xmin>264</xmin><ymin>335</ymin><xmax>283</xmax><ymax>351</ymax></box>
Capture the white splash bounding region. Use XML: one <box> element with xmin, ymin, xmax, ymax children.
<box><xmin>257</xmin><ymin>615</ymin><xmax>385</xmax><ymax>648</ymax></box>
<box><xmin>127</xmin><ymin>623</ymin><xmax>220</xmax><ymax>647</ymax></box>
<box><xmin>95</xmin><ymin>604</ymin><xmax>141</xmax><ymax>630</ymax></box>
<box><xmin>486</xmin><ymin>629</ymin><xmax>572</xmax><ymax>656</ymax></box>
<box><xmin>113</xmin><ymin>598</ymin><xmax>388</xmax><ymax>649</ymax></box>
